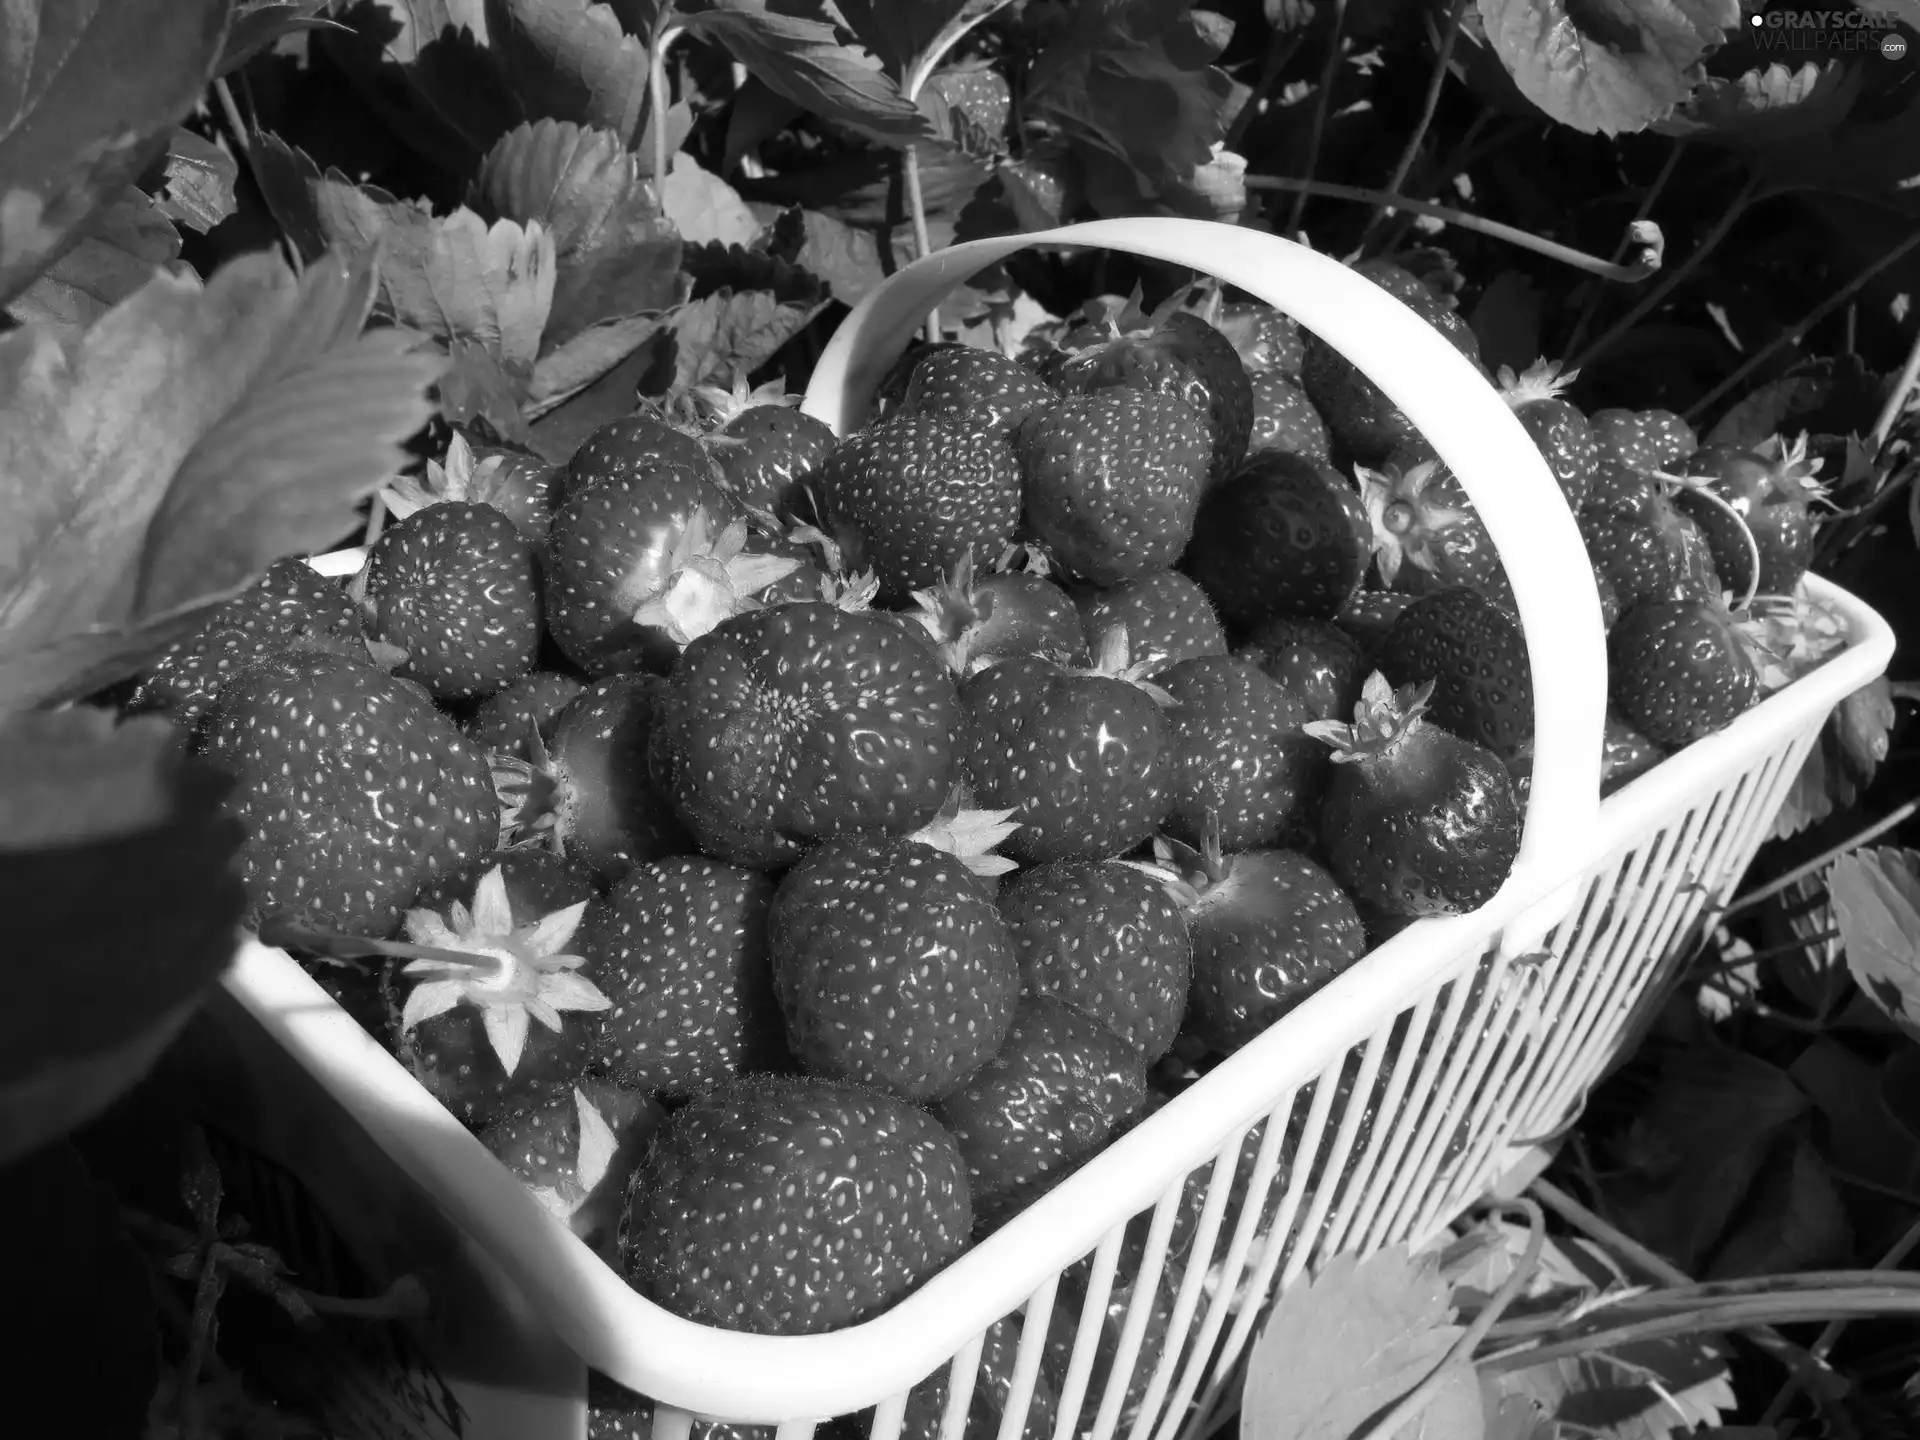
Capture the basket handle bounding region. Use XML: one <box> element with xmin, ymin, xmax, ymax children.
<box><xmin>802</xmin><ymin>218</ymin><xmax>1607</xmax><ymax>940</ymax></box>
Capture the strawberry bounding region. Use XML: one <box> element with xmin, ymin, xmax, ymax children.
<box><xmin>1233</xmin><ymin>616</ymin><xmax>1368</xmax><ymax>723</ymax></box>
<box><xmin>464</xmin><ymin>671</ymin><xmax>586</xmax><ymax>759</ymax></box>
<box><xmin>1071</xmin><ymin>568</ymin><xmax>1226</xmax><ymax>678</ymax></box>
<box><xmin>935</xmin><ymin>995</ymin><xmax>1146</xmax><ymax>1206</ymax></box>
<box><xmin>1609</xmin><ymin>595</ymin><xmax>1759</xmax><ymax>748</ymax></box>
<box><xmin>389</xmin><ymin>863</ymin><xmax>611</xmax><ymax>1127</ymax></box>
<box><xmin>588</xmin><ymin>1379</ymin><xmax>771</xmax><ymax>1440</ymax></box>
<box><xmin>1299</xmin><ymin>260</ymin><xmax>1483</xmax><ymax>465</ymax></box>
<box><xmin>1333</xmin><ymin>590</ymin><xmax>1418</xmax><ymax>653</ymax></box>
<box><xmin>1053</xmin><ymin>302</ymin><xmax>1254</xmax><ymax>484</ymax></box>
<box><xmin>477</xmin><ymin>1079</ymin><xmax>666</xmax><ymax>1263</ymax></box>
<box><xmin>560</xmin><ymin>412</ymin><xmax>721</xmax><ymax>502</ymax></box>
<box><xmin>621</xmin><ymin>1074</ymin><xmax>972</xmax><ymax>1334</ymax></box>
<box><xmin>649</xmin><ymin>603</ymin><xmax>964</xmax><ymax>869</ymax></box>
<box><xmin>769</xmin><ymin>828</ymin><xmax>1020</xmax><ymax>1100</ymax></box>
<box><xmin>897</xmin><ymin>344</ymin><xmax>1057</xmax><ymax>436</ymax></box>
<box><xmin>1495</xmin><ymin>361</ymin><xmax>1600</xmax><ymax>509</ymax></box>
<box><xmin>130</xmin><ymin>559</ymin><xmax>367</xmax><ymax>729</ymax></box>
<box><xmin>382</xmin><ymin>433</ymin><xmax>563</xmax><ymax>552</ymax></box>
<box><xmin>996</xmin><ymin>859</ymin><xmax>1192</xmax><ymax>1063</ymax></box>
<box><xmin>960</xmin><ymin>627</ymin><xmax>1178</xmax><ymax>863</ymax></box>
<box><xmin>1181</xmin><ymin>452</ymin><xmax>1372</xmax><ymax>625</ymax></box>
<box><xmin>358</xmin><ymin>500</ymin><xmax>541</xmax><ymax>702</ymax></box>
<box><xmin>927</xmin><ymin>60</ymin><xmax>1012</xmax><ymax>137</ymax></box>
<box><xmin>1360</xmin><ymin>448</ymin><xmax>1515</xmax><ymax>611</ymax></box>
<box><xmin>578</xmin><ymin>856</ymin><xmax>786</xmax><ymax>1096</ymax></box>
<box><xmin>873</xmin><ymin>339</ymin><xmax>975</xmax><ymax>416</ymax></box>
<box><xmin>1213</xmin><ymin>298</ymin><xmax>1305</xmax><ymax>379</ymax></box>
<box><xmin>495</xmin><ymin>675</ymin><xmax>690</xmax><ymax>885</ymax></box>
<box><xmin>1247</xmin><ymin>372</ymin><xmax>1332</xmax><ymax>463</ymax></box>
<box><xmin>1589</xmin><ymin>407</ymin><xmax>1697</xmax><ymax>473</ymax></box>
<box><xmin>904</xmin><ymin>550</ymin><xmax>1089</xmax><ymax>675</ymax></box>
<box><xmin>687</xmin><ymin>373</ymin><xmax>837</xmax><ymax>517</ymax></box>
<box><xmin>1669</xmin><ymin>434</ymin><xmax>1823</xmax><ymax>597</ymax></box>
<box><xmin>1142</xmin><ymin>821</ymin><xmax>1366</xmax><ymax>1056</ymax></box>
<box><xmin>813</xmin><ymin>413</ymin><xmax>1025</xmax><ymax>602</ymax></box>
<box><xmin>1578</xmin><ymin>485</ymin><xmax>1722</xmax><ymax>612</ymax></box>
<box><xmin>1584</xmin><ymin>458</ymin><xmax>1660</xmax><ymax>517</ymax></box>
<box><xmin>1160</xmin><ymin>654</ymin><xmax>1323</xmax><ymax>851</ymax></box>
<box><xmin>1304</xmin><ymin>674</ymin><xmax>1522</xmax><ymax>917</ymax></box>
<box><xmin>1015</xmin><ymin>389</ymin><xmax>1211</xmax><ymax>587</ymax></box>
<box><xmin>1374</xmin><ymin>586</ymin><xmax>1534</xmax><ymax>763</ymax></box>
<box><xmin>206</xmin><ymin>650</ymin><xmax>498</xmax><ymax>938</ymax></box>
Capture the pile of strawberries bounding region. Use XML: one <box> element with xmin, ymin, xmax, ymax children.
<box><xmin>121</xmin><ymin>256</ymin><xmax>1849</xmax><ymax>1432</ymax></box>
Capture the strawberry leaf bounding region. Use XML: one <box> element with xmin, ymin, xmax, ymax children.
<box><xmin>1476</xmin><ymin>0</ymin><xmax>1743</xmax><ymax>136</ymax></box>
<box><xmin>0</xmin><ymin>709</ymin><xmax>246</xmax><ymax>1164</ymax></box>
<box><xmin>1240</xmin><ymin>1245</ymin><xmax>1464</xmax><ymax>1440</ymax></box>
<box><xmin>1655</xmin><ymin>60</ymin><xmax>1864</xmax><ymax>148</ymax></box>
<box><xmin>0</xmin><ymin>249</ymin><xmax>445</xmax><ymax>709</ymax></box>
<box><xmin>0</xmin><ymin>0</ymin><xmax>231</xmax><ymax>308</ymax></box>
<box><xmin>681</xmin><ymin>3</ymin><xmax>933</xmax><ymax>148</ymax></box>
<box><xmin>667</xmin><ymin>287</ymin><xmax>829</xmax><ymax>393</ymax></box>
<box><xmin>1487</xmin><ymin>1340</ymin><xmax>1735</xmax><ymax>1439</ymax></box>
<box><xmin>661</xmin><ymin>151</ymin><xmax>765</xmax><ymax>248</ymax></box>
<box><xmin>1833</xmin><ymin>847</ymin><xmax>1920</xmax><ymax>1040</ymax></box>
<box><xmin>483</xmin><ymin>0</ymin><xmax>652</xmax><ymax>144</ymax></box>
<box><xmin>474</xmin><ymin>118</ymin><xmax>683</xmax><ymax>346</ymax></box>
<box><xmin>442</xmin><ymin>337</ymin><xmax>539</xmax><ymax>441</ymax></box>
<box><xmin>216</xmin><ymin>0</ymin><xmax>345</xmax><ymax>76</ymax></box>
<box><xmin>528</xmin><ymin>310</ymin><xmax>678</xmax><ymax>416</ymax></box>
<box><xmin>4</xmin><ymin>186</ymin><xmax>183</xmax><ymax>333</ymax></box>
<box><xmin>836</xmin><ymin>0</ymin><xmax>1017</xmax><ymax>84</ymax></box>
<box><xmin>154</xmin><ymin>126</ymin><xmax>239</xmax><ymax>233</ymax></box>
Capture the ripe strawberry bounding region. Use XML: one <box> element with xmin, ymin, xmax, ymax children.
<box><xmin>813</xmin><ymin>412</ymin><xmax>1024</xmax><ymax>602</ymax></box>
<box><xmin>1071</xmin><ymin>569</ymin><xmax>1226</xmax><ymax>678</ymax></box>
<box><xmin>1333</xmin><ymin>590</ymin><xmax>1418</xmax><ymax>653</ymax></box>
<box><xmin>997</xmin><ymin>859</ymin><xmax>1192</xmax><ymax>1063</ymax></box>
<box><xmin>1299</xmin><ymin>260</ymin><xmax>1483</xmax><ymax>465</ymax></box>
<box><xmin>898</xmin><ymin>343</ymin><xmax>1056</xmax><ymax>435</ymax></box>
<box><xmin>1361</xmin><ymin>448</ymin><xmax>1514</xmax><ymax>611</ymax></box>
<box><xmin>358</xmin><ymin>500</ymin><xmax>541</xmax><ymax>702</ymax></box>
<box><xmin>579</xmin><ymin>856</ymin><xmax>786</xmax><ymax>1096</ymax></box>
<box><xmin>1160</xmin><ymin>655</ymin><xmax>1323</xmax><ymax>851</ymax></box>
<box><xmin>622</xmin><ymin>1074</ymin><xmax>972</xmax><ymax>1334</ymax></box>
<box><xmin>1053</xmin><ymin>303</ymin><xmax>1254</xmax><ymax>483</ymax></box>
<box><xmin>649</xmin><ymin>603</ymin><xmax>964</xmax><ymax>869</ymax></box>
<box><xmin>1609</xmin><ymin>595</ymin><xmax>1759</xmax><ymax>748</ymax></box>
<box><xmin>464</xmin><ymin>671</ymin><xmax>586</xmax><ymax>759</ymax></box>
<box><xmin>561</xmin><ymin>412</ymin><xmax>720</xmax><ymax>501</ymax></box>
<box><xmin>1374</xmin><ymin>587</ymin><xmax>1534</xmax><ymax>763</ymax></box>
<box><xmin>131</xmin><ymin>559</ymin><xmax>367</xmax><ymax>729</ymax></box>
<box><xmin>206</xmin><ymin>650</ymin><xmax>498</xmax><ymax>938</ymax></box>
<box><xmin>1495</xmin><ymin>361</ymin><xmax>1600</xmax><ymax>509</ymax></box>
<box><xmin>477</xmin><ymin>1079</ymin><xmax>666</xmax><ymax>1263</ymax></box>
<box><xmin>382</xmin><ymin>433</ymin><xmax>563</xmax><ymax>552</ymax></box>
<box><xmin>1670</xmin><ymin>434</ymin><xmax>1823</xmax><ymax>597</ymax></box>
<box><xmin>905</xmin><ymin>550</ymin><xmax>1089</xmax><ymax>675</ymax></box>
<box><xmin>1589</xmin><ymin>407</ymin><xmax>1697</xmax><ymax>473</ymax></box>
<box><xmin>960</xmin><ymin>628</ymin><xmax>1178</xmax><ymax>863</ymax></box>
<box><xmin>769</xmin><ymin>830</ymin><xmax>1019</xmax><ymax>1100</ymax></box>
<box><xmin>687</xmin><ymin>373</ymin><xmax>837</xmax><ymax>517</ymax></box>
<box><xmin>1305</xmin><ymin>674</ymin><xmax>1522</xmax><ymax>917</ymax></box>
<box><xmin>1233</xmin><ymin>616</ymin><xmax>1368</xmax><ymax>723</ymax></box>
<box><xmin>390</xmin><ymin>863</ymin><xmax>610</xmax><ymax>1127</ymax></box>
<box><xmin>1181</xmin><ymin>451</ymin><xmax>1372</xmax><ymax>625</ymax></box>
<box><xmin>1247</xmin><ymin>372</ymin><xmax>1332</xmax><ymax>463</ymax></box>
<box><xmin>495</xmin><ymin>675</ymin><xmax>690</xmax><ymax>885</ymax></box>
<box><xmin>1584</xmin><ymin>458</ymin><xmax>1660</xmax><ymax>516</ymax></box>
<box><xmin>1143</xmin><ymin>822</ymin><xmax>1366</xmax><ymax>1056</ymax></box>
<box><xmin>1214</xmin><ymin>298</ymin><xmax>1305</xmax><ymax>379</ymax></box>
<box><xmin>927</xmin><ymin>60</ymin><xmax>1013</xmax><ymax>138</ymax></box>
<box><xmin>1016</xmin><ymin>389</ymin><xmax>1211</xmax><ymax>586</ymax></box>
<box><xmin>936</xmin><ymin>994</ymin><xmax>1146</xmax><ymax>1206</ymax></box>
<box><xmin>873</xmin><ymin>339</ymin><xmax>975</xmax><ymax>416</ymax></box>
<box><xmin>1578</xmin><ymin>486</ymin><xmax>1722</xmax><ymax>612</ymax></box>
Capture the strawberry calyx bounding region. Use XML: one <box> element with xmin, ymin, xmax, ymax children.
<box><xmin>1358</xmin><ymin>459</ymin><xmax>1473</xmax><ymax>587</ymax></box>
<box><xmin>1494</xmin><ymin>358</ymin><xmax>1578</xmax><ymax>409</ymax></box>
<box><xmin>524</xmin><ymin>1087</ymin><xmax>623</xmax><ymax>1222</ymax></box>
<box><xmin>1753</xmin><ymin>431</ymin><xmax>1830</xmax><ymax>504</ymax></box>
<box><xmin>1077</xmin><ymin>624</ymin><xmax>1178</xmax><ymax>706</ymax></box>
<box><xmin>1124</xmin><ymin>811</ymin><xmax>1232</xmax><ymax>909</ymax></box>
<box><xmin>906</xmin><ymin>782</ymin><xmax>1023</xmax><ymax>878</ymax></box>
<box><xmin>1302</xmin><ymin>672</ymin><xmax>1436</xmax><ymax>763</ymax></box>
<box><xmin>398</xmin><ymin>865</ymin><xmax>609</xmax><ymax>1076</ymax></box>
<box><xmin>629</xmin><ymin>508</ymin><xmax>807</xmax><ymax>648</ymax></box>
<box><xmin>906</xmin><ymin>552</ymin><xmax>1001</xmax><ymax>675</ymax></box>
<box><xmin>689</xmin><ymin>369</ymin><xmax>803</xmax><ymax>432</ymax></box>
<box><xmin>1732</xmin><ymin>591</ymin><xmax>1851</xmax><ymax>694</ymax></box>
<box><xmin>493</xmin><ymin>728</ymin><xmax>564</xmax><ymax>852</ymax></box>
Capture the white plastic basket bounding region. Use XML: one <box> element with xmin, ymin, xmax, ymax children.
<box><xmin>227</xmin><ymin>219</ymin><xmax>1895</xmax><ymax>1438</ymax></box>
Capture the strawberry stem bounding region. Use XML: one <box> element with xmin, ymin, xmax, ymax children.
<box><xmin>257</xmin><ymin>917</ymin><xmax>495</xmax><ymax>970</ymax></box>
<box><xmin>1660</xmin><ymin>471</ymin><xmax>1762</xmax><ymax>612</ymax></box>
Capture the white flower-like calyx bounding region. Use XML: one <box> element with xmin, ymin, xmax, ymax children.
<box><xmin>630</xmin><ymin>508</ymin><xmax>807</xmax><ymax>648</ymax></box>
<box><xmin>908</xmin><ymin>783</ymin><xmax>1024</xmax><ymax>878</ymax></box>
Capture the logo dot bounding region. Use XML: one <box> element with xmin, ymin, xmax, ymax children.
<box><xmin>1750</xmin><ymin>11</ymin><xmax>1762</xmax><ymax>23</ymax></box>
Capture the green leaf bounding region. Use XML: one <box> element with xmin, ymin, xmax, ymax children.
<box><xmin>667</xmin><ymin>287</ymin><xmax>828</xmax><ymax>393</ymax></box>
<box><xmin>154</xmin><ymin>126</ymin><xmax>239</xmax><ymax>233</ymax></box>
<box><xmin>1239</xmin><ymin>1246</ymin><xmax>1465</xmax><ymax>1440</ymax></box>
<box><xmin>474</xmin><ymin>118</ymin><xmax>683</xmax><ymax>346</ymax></box>
<box><xmin>0</xmin><ymin>711</ymin><xmax>247</xmax><ymax>1163</ymax></box>
<box><xmin>1488</xmin><ymin>1337</ymin><xmax>1735</xmax><ymax>1440</ymax></box>
<box><xmin>1476</xmin><ymin>0</ymin><xmax>1743</xmax><ymax>136</ymax></box>
<box><xmin>484</xmin><ymin>0</ymin><xmax>652</xmax><ymax>143</ymax></box>
<box><xmin>441</xmin><ymin>336</ymin><xmax>538</xmax><ymax>441</ymax></box>
<box><xmin>216</xmin><ymin>0</ymin><xmax>345</xmax><ymax>77</ymax></box>
<box><xmin>4</xmin><ymin>186</ymin><xmax>183</xmax><ymax>333</ymax></box>
<box><xmin>836</xmin><ymin>0</ymin><xmax>1017</xmax><ymax>85</ymax></box>
<box><xmin>528</xmin><ymin>310</ymin><xmax>677</xmax><ymax>416</ymax></box>
<box><xmin>1833</xmin><ymin>847</ymin><xmax>1920</xmax><ymax>1038</ymax></box>
<box><xmin>1706</xmin><ymin>372</ymin><xmax>1834</xmax><ymax>450</ymax></box>
<box><xmin>0</xmin><ymin>0</ymin><xmax>231</xmax><ymax>307</ymax></box>
<box><xmin>0</xmin><ymin>249</ymin><xmax>445</xmax><ymax>709</ymax></box>
<box><xmin>661</xmin><ymin>151</ymin><xmax>765</xmax><ymax>248</ymax></box>
<box><xmin>681</xmin><ymin>4</ymin><xmax>933</xmax><ymax>148</ymax></box>
<box><xmin>1655</xmin><ymin>61</ymin><xmax>1864</xmax><ymax>148</ymax></box>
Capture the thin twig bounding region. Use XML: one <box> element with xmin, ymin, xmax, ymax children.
<box><xmin>1826</xmin><ymin>1166</ymin><xmax>1920</xmax><ymax>1210</ymax></box>
<box><xmin>1718</xmin><ymin>797</ymin><xmax>1920</xmax><ymax>921</ymax></box>
<box><xmin>1570</xmin><ymin>171</ymin><xmax>1763</xmax><ymax>372</ymax></box>
<box><xmin>649</xmin><ymin>25</ymin><xmax>681</xmax><ymax>191</ymax></box>
<box><xmin>1360</xmin><ymin>0</ymin><xmax>1468</xmax><ymax>252</ymax></box>
<box><xmin>1692</xmin><ymin>929</ymin><xmax>1842</xmax><ymax>978</ymax></box>
<box><xmin>1245</xmin><ymin>177</ymin><xmax>1660</xmax><ymax>280</ymax></box>
<box><xmin>1562</xmin><ymin>142</ymin><xmax>1686</xmax><ymax>361</ymax></box>
<box><xmin>1867</xmin><ymin>319</ymin><xmax>1920</xmax><ymax>456</ymax></box>
<box><xmin>903</xmin><ymin>145</ymin><xmax>939</xmax><ymax>343</ymax></box>
<box><xmin>1285</xmin><ymin>0</ymin><xmax>1348</xmax><ymax>235</ymax></box>
<box><xmin>1224</xmin><ymin>20</ymin><xmax>1313</xmax><ymax>154</ymax></box>
<box><xmin>212</xmin><ymin>75</ymin><xmax>302</xmax><ymax>277</ymax></box>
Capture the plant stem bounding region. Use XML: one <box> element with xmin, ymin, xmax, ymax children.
<box><xmin>1693</xmin><ymin>929</ymin><xmax>1842</xmax><ymax>977</ymax></box>
<box><xmin>1818</xmin><ymin>454</ymin><xmax>1920</xmax><ymax>565</ymax></box>
<box><xmin>1718</xmin><ymin>796</ymin><xmax>1920</xmax><ymax>921</ymax></box>
<box><xmin>1359</xmin><ymin>0</ymin><xmax>1467</xmax><ymax>252</ymax></box>
<box><xmin>1224</xmin><ymin>19</ymin><xmax>1313</xmax><ymax>154</ymax></box>
<box><xmin>1867</xmin><ymin>317</ymin><xmax>1920</xmax><ymax>456</ymax></box>
<box><xmin>1285</xmin><ymin>0</ymin><xmax>1348</xmax><ymax>236</ymax></box>
<box><xmin>902</xmin><ymin>144</ymin><xmax>939</xmax><ymax>342</ymax></box>
<box><xmin>650</xmin><ymin>25</ymin><xmax>681</xmax><ymax>189</ymax></box>
<box><xmin>212</xmin><ymin>75</ymin><xmax>303</xmax><ymax>278</ymax></box>
<box><xmin>1561</xmin><ymin>142</ymin><xmax>1686</xmax><ymax>361</ymax></box>
<box><xmin>1245</xmin><ymin>176</ymin><xmax>1659</xmax><ymax>280</ymax></box>
<box><xmin>1688</xmin><ymin>223</ymin><xmax>1920</xmax><ymax>424</ymax></box>
<box><xmin>1569</xmin><ymin>170</ymin><xmax>1763</xmax><ymax>372</ymax></box>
